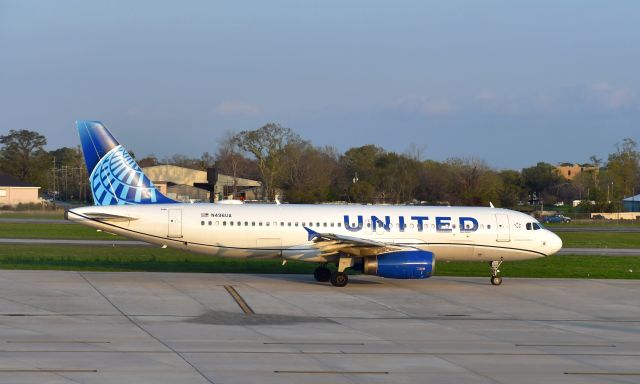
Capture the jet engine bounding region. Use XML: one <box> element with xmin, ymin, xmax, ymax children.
<box><xmin>358</xmin><ymin>250</ymin><xmax>434</xmax><ymax>279</ymax></box>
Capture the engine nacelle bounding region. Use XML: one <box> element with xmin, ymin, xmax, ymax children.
<box><xmin>360</xmin><ymin>250</ymin><xmax>434</xmax><ymax>279</ymax></box>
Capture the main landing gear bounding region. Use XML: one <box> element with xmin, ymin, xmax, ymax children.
<box><xmin>313</xmin><ymin>265</ymin><xmax>331</xmax><ymax>282</ymax></box>
<box><xmin>490</xmin><ymin>260</ymin><xmax>503</xmax><ymax>286</ymax></box>
<box><xmin>314</xmin><ymin>257</ymin><xmax>353</xmax><ymax>287</ymax></box>
<box><xmin>313</xmin><ymin>265</ymin><xmax>348</xmax><ymax>287</ymax></box>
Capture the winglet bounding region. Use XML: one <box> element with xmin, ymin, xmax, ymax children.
<box><xmin>304</xmin><ymin>226</ymin><xmax>320</xmax><ymax>241</ymax></box>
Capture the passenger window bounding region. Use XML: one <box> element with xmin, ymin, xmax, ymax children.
<box><xmin>323</xmin><ymin>223</ymin><xmax>327</xmax><ymax>227</ymax></box>
<box><xmin>338</xmin><ymin>222</ymin><xmax>342</xmax><ymax>227</ymax></box>
<box><xmin>230</xmin><ymin>221</ymin><xmax>234</xmax><ymax>226</ymax></box>
<box><xmin>208</xmin><ymin>221</ymin><xmax>212</xmax><ymax>226</ymax></box>
<box><xmin>288</xmin><ymin>222</ymin><xmax>291</xmax><ymax>227</ymax></box>
<box><xmin>487</xmin><ymin>225</ymin><xmax>491</xmax><ymax>229</ymax></box>
<box><xmin>237</xmin><ymin>221</ymin><xmax>241</xmax><ymax>226</ymax></box>
<box><xmin>366</xmin><ymin>222</ymin><xmax>371</xmax><ymax>228</ymax></box>
<box><xmin>245</xmin><ymin>221</ymin><xmax>248</xmax><ymax>226</ymax></box>
<box><xmin>302</xmin><ymin>222</ymin><xmax>306</xmax><ymax>226</ymax></box>
<box><xmin>316</xmin><ymin>222</ymin><xmax>320</xmax><ymax>227</ymax></box>
<box><xmin>330</xmin><ymin>223</ymin><xmax>334</xmax><ymax>227</ymax></box>
<box><xmin>201</xmin><ymin>221</ymin><xmax>205</xmax><ymax>226</ymax></box>
<box><xmin>259</xmin><ymin>222</ymin><xmax>262</xmax><ymax>226</ymax></box>
<box><xmin>281</xmin><ymin>222</ymin><xmax>284</xmax><ymax>227</ymax></box>
<box><xmin>223</xmin><ymin>221</ymin><xmax>226</xmax><ymax>226</ymax></box>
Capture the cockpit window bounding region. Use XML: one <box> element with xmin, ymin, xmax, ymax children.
<box><xmin>526</xmin><ymin>223</ymin><xmax>532</xmax><ymax>230</ymax></box>
<box><xmin>532</xmin><ymin>222</ymin><xmax>541</xmax><ymax>230</ymax></box>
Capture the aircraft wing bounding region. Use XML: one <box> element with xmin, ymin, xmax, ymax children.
<box><xmin>303</xmin><ymin>227</ymin><xmax>417</xmax><ymax>257</ymax></box>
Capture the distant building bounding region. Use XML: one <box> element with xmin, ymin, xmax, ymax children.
<box><xmin>0</xmin><ymin>174</ymin><xmax>41</xmax><ymax>206</ymax></box>
<box><xmin>623</xmin><ymin>194</ymin><xmax>640</xmax><ymax>212</ymax></box>
<box><xmin>142</xmin><ymin>165</ymin><xmax>262</xmax><ymax>202</ymax></box>
<box><xmin>556</xmin><ymin>162</ymin><xmax>598</xmax><ymax>180</ymax></box>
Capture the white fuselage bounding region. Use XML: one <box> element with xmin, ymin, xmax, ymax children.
<box><xmin>67</xmin><ymin>203</ymin><xmax>563</xmax><ymax>263</ymax></box>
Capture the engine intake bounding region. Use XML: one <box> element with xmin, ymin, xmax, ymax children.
<box><xmin>361</xmin><ymin>250</ymin><xmax>434</xmax><ymax>279</ymax></box>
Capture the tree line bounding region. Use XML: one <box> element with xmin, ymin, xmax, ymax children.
<box><xmin>1</xmin><ymin>125</ymin><xmax>639</xmax><ymax>212</ymax></box>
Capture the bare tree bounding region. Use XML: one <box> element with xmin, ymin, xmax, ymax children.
<box><xmin>233</xmin><ymin>123</ymin><xmax>302</xmax><ymax>200</ymax></box>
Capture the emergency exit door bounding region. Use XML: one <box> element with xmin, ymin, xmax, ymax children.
<box><xmin>168</xmin><ymin>209</ymin><xmax>183</xmax><ymax>238</ymax></box>
<box><xmin>495</xmin><ymin>214</ymin><xmax>510</xmax><ymax>242</ymax></box>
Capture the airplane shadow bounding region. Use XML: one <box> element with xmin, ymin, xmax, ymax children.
<box><xmin>246</xmin><ymin>273</ymin><xmax>383</xmax><ymax>286</ymax></box>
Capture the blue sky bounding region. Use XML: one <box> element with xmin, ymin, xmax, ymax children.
<box><xmin>1</xmin><ymin>0</ymin><xmax>639</xmax><ymax>168</ymax></box>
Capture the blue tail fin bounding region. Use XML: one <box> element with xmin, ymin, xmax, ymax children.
<box><xmin>77</xmin><ymin>120</ymin><xmax>176</xmax><ymax>205</ymax></box>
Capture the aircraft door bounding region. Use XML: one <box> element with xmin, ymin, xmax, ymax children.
<box><xmin>495</xmin><ymin>214</ymin><xmax>510</xmax><ymax>242</ymax></box>
<box><xmin>168</xmin><ymin>209</ymin><xmax>183</xmax><ymax>238</ymax></box>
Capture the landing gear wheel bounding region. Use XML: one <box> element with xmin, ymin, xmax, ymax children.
<box><xmin>313</xmin><ymin>266</ymin><xmax>331</xmax><ymax>282</ymax></box>
<box><xmin>330</xmin><ymin>271</ymin><xmax>349</xmax><ymax>287</ymax></box>
<box><xmin>489</xmin><ymin>260</ymin><xmax>503</xmax><ymax>286</ymax></box>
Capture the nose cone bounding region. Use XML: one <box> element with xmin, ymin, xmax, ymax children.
<box><xmin>546</xmin><ymin>231</ymin><xmax>563</xmax><ymax>255</ymax></box>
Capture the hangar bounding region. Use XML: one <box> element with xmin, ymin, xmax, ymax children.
<box><xmin>142</xmin><ymin>165</ymin><xmax>262</xmax><ymax>202</ymax></box>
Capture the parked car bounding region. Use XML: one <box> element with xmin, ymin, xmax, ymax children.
<box><xmin>541</xmin><ymin>215</ymin><xmax>572</xmax><ymax>223</ymax></box>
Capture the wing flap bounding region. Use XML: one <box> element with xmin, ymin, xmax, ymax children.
<box><xmin>303</xmin><ymin>227</ymin><xmax>417</xmax><ymax>257</ymax></box>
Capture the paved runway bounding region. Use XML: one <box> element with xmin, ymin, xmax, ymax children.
<box><xmin>559</xmin><ymin>247</ymin><xmax>640</xmax><ymax>256</ymax></box>
<box><xmin>0</xmin><ymin>271</ymin><xmax>637</xmax><ymax>383</ymax></box>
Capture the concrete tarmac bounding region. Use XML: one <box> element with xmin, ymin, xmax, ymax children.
<box><xmin>0</xmin><ymin>271</ymin><xmax>638</xmax><ymax>383</ymax></box>
<box><xmin>559</xmin><ymin>247</ymin><xmax>640</xmax><ymax>256</ymax></box>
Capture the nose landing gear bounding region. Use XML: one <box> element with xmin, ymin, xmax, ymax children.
<box><xmin>490</xmin><ymin>260</ymin><xmax>503</xmax><ymax>286</ymax></box>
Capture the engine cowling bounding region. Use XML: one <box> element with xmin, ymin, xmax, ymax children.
<box><xmin>360</xmin><ymin>250</ymin><xmax>434</xmax><ymax>279</ymax></box>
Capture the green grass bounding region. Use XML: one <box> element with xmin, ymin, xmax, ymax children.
<box><xmin>0</xmin><ymin>219</ymin><xmax>639</xmax><ymax>279</ymax></box>
<box><xmin>545</xmin><ymin>221</ymin><xmax>640</xmax><ymax>228</ymax></box>
<box><xmin>0</xmin><ymin>245</ymin><xmax>315</xmax><ymax>273</ymax></box>
<box><xmin>0</xmin><ymin>245</ymin><xmax>637</xmax><ymax>279</ymax></box>
<box><xmin>436</xmin><ymin>256</ymin><xmax>639</xmax><ymax>279</ymax></box>
<box><xmin>0</xmin><ymin>211</ymin><xmax>65</xmax><ymax>220</ymax></box>
<box><xmin>557</xmin><ymin>232</ymin><xmax>640</xmax><ymax>248</ymax></box>
<box><xmin>0</xmin><ymin>223</ymin><xmax>126</xmax><ymax>240</ymax></box>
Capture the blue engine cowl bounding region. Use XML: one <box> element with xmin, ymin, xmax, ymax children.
<box><xmin>360</xmin><ymin>250</ymin><xmax>434</xmax><ymax>279</ymax></box>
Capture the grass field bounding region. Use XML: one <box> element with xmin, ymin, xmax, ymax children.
<box><xmin>0</xmin><ymin>244</ymin><xmax>637</xmax><ymax>279</ymax></box>
<box><xmin>0</xmin><ymin>211</ymin><xmax>65</xmax><ymax>220</ymax></box>
<box><xmin>0</xmin><ymin>223</ymin><xmax>126</xmax><ymax>240</ymax></box>
<box><xmin>556</xmin><ymin>232</ymin><xmax>640</xmax><ymax>248</ymax></box>
<box><xmin>0</xmin><ymin>212</ymin><xmax>639</xmax><ymax>279</ymax></box>
<box><xmin>3</xmin><ymin>222</ymin><xmax>640</xmax><ymax>249</ymax></box>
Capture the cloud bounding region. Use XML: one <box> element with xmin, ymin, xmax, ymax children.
<box><xmin>421</xmin><ymin>100</ymin><xmax>454</xmax><ymax>117</ymax></box>
<box><xmin>390</xmin><ymin>95</ymin><xmax>455</xmax><ymax>117</ymax></box>
<box><xmin>214</xmin><ymin>101</ymin><xmax>261</xmax><ymax>116</ymax></box>
<box><xmin>586</xmin><ymin>82</ymin><xmax>635</xmax><ymax>109</ymax></box>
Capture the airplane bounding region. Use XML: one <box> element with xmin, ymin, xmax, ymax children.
<box><xmin>66</xmin><ymin>120</ymin><xmax>563</xmax><ymax>287</ymax></box>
